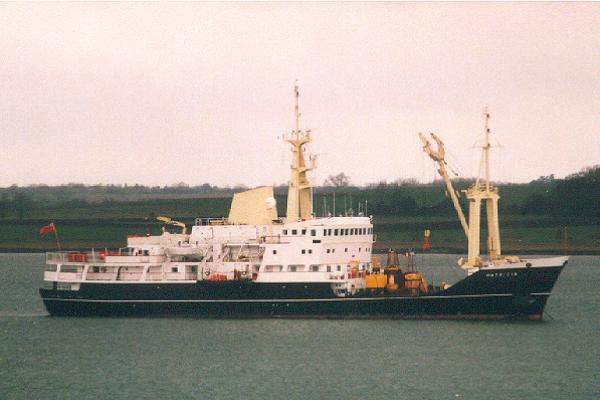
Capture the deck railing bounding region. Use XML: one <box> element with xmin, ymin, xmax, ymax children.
<box><xmin>46</xmin><ymin>249</ymin><xmax>136</xmax><ymax>264</ymax></box>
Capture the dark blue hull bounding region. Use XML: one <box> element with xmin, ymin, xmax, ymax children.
<box><xmin>40</xmin><ymin>264</ymin><xmax>565</xmax><ymax>320</ymax></box>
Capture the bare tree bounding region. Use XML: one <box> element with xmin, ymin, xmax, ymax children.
<box><xmin>324</xmin><ymin>173</ymin><xmax>351</xmax><ymax>187</ymax></box>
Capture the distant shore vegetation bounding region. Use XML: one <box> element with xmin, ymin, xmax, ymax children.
<box><xmin>0</xmin><ymin>165</ymin><xmax>598</xmax><ymax>253</ymax></box>
<box><xmin>1</xmin><ymin>165</ymin><xmax>598</xmax><ymax>222</ymax></box>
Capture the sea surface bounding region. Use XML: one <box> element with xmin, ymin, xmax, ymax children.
<box><xmin>0</xmin><ymin>253</ymin><xmax>598</xmax><ymax>400</ymax></box>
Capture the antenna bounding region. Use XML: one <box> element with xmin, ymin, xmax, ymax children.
<box><xmin>476</xmin><ymin>107</ymin><xmax>492</xmax><ymax>191</ymax></box>
<box><xmin>294</xmin><ymin>81</ymin><xmax>301</xmax><ymax>135</ymax></box>
<box><xmin>483</xmin><ymin>107</ymin><xmax>491</xmax><ymax>191</ymax></box>
<box><xmin>332</xmin><ymin>191</ymin><xmax>336</xmax><ymax>216</ymax></box>
<box><xmin>344</xmin><ymin>195</ymin><xmax>347</xmax><ymax>216</ymax></box>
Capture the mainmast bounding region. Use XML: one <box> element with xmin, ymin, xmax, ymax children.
<box><xmin>419</xmin><ymin>109</ymin><xmax>502</xmax><ymax>269</ymax></box>
<box><xmin>475</xmin><ymin>108</ymin><xmax>492</xmax><ymax>192</ymax></box>
<box><xmin>285</xmin><ymin>83</ymin><xmax>314</xmax><ymax>221</ymax></box>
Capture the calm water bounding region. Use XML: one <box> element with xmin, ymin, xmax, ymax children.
<box><xmin>0</xmin><ymin>253</ymin><xmax>598</xmax><ymax>400</ymax></box>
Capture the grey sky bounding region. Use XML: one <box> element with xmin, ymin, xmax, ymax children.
<box><xmin>1</xmin><ymin>2</ymin><xmax>598</xmax><ymax>187</ymax></box>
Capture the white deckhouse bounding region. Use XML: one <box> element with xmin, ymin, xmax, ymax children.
<box><xmin>45</xmin><ymin>85</ymin><xmax>374</xmax><ymax>297</ymax></box>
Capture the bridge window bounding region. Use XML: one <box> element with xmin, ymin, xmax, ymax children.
<box><xmin>265</xmin><ymin>265</ymin><xmax>283</xmax><ymax>272</ymax></box>
<box><xmin>288</xmin><ymin>265</ymin><xmax>305</xmax><ymax>272</ymax></box>
<box><xmin>309</xmin><ymin>265</ymin><xmax>319</xmax><ymax>272</ymax></box>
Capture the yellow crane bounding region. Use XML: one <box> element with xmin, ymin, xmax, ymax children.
<box><xmin>156</xmin><ymin>216</ymin><xmax>186</xmax><ymax>234</ymax></box>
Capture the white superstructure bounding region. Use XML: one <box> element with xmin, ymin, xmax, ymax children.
<box><xmin>44</xmin><ymin>85</ymin><xmax>375</xmax><ymax>297</ymax></box>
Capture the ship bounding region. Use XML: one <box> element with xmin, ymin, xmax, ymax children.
<box><xmin>39</xmin><ymin>87</ymin><xmax>567</xmax><ymax>319</ymax></box>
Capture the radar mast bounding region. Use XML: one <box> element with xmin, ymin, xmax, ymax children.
<box><xmin>285</xmin><ymin>83</ymin><xmax>315</xmax><ymax>221</ymax></box>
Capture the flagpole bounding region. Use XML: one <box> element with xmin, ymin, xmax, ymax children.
<box><xmin>53</xmin><ymin>224</ymin><xmax>62</xmax><ymax>250</ymax></box>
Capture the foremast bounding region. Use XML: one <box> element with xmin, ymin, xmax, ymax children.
<box><xmin>285</xmin><ymin>83</ymin><xmax>315</xmax><ymax>222</ymax></box>
<box><xmin>419</xmin><ymin>109</ymin><xmax>501</xmax><ymax>268</ymax></box>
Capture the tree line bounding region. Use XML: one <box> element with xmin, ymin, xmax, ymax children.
<box><xmin>1</xmin><ymin>165</ymin><xmax>598</xmax><ymax>222</ymax></box>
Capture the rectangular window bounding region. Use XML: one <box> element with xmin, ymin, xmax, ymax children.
<box><xmin>310</xmin><ymin>265</ymin><xmax>319</xmax><ymax>272</ymax></box>
<box><xmin>301</xmin><ymin>249</ymin><xmax>306</xmax><ymax>254</ymax></box>
<box><xmin>288</xmin><ymin>265</ymin><xmax>305</xmax><ymax>272</ymax></box>
<box><xmin>292</xmin><ymin>229</ymin><xmax>297</xmax><ymax>235</ymax></box>
<box><xmin>273</xmin><ymin>250</ymin><xmax>277</xmax><ymax>255</ymax></box>
<box><xmin>44</xmin><ymin>265</ymin><xmax>57</xmax><ymax>272</ymax></box>
<box><xmin>332</xmin><ymin>249</ymin><xmax>336</xmax><ymax>253</ymax></box>
<box><xmin>345</xmin><ymin>229</ymin><xmax>349</xmax><ymax>235</ymax></box>
<box><xmin>345</xmin><ymin>248</ymin><xmax>348</xmax><ymax>252</ymax></box>
<box><xmin>265</xmin><ymin>265</ymin><xmax>283</xmax><ymax>272</ymax></box>
<box><xmin>308</xmin><ymin>249</ymin><xmax>312</xmax><ymax>254</ymax></box>
<box><xmin>327</xmin><ymin>265</ymin><xmax>331</xmax><ymax>272</ymax></box>
<box><xmin>171</xmin><ymin>267</ymin><xmax>178</xmax><ymax>273</ymax></box>
<box><xmin>336</xmin><ymin>265</ymin><xmax>341</xmax><ymax>271</ymax></box>
<box><xmin>60</xmin><ymin>266</ymin><xmax>80</xmax><ymax>273</ymax></box>
<box><xmin>92</xmin><ymin>266</ymin><xmax>100</xmax><ymax>273</ymax></box>
<box><xmin>311</xmin><ymin>229</ymin><xmax>316</xmax><ymax>236</ymax></box>
<box><xmin>327</xmin><ymin>249</ymin><xmax>331</xmax><ymax>254</ymax></box>
<box><xmin>334</xmin><ymin>229</ymin><xmax>339</xmax><ymax>236</ymax></box>
<box><xmin>301</xmin><ymin>229</ymin><xmax>306</xmax><ymax>235</ymax></box>
<box><xmin>283</xmin><ymin>230</ymin><xmax>288</xmax><ymax>235</ymax></box>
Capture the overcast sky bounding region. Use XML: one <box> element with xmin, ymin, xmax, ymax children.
<box><xmin>1</xmin><ymin>2</ymin><xmax>598</xmax><ymax>187</ymax></box>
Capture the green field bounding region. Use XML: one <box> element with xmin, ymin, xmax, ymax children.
<box><xmin>1</xmin><ymin>167</ymin><xmax>598</xmax><ymax>254</ymax></box>
<box><xmin>2</xmin><ymin>215</ymin><xmax>597</xmax><ymax>254</ymax></box>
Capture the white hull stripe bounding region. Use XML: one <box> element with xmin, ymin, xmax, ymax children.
<box><xmin>43</xmin><ymin>293</ymin><xmax>551</xmax><ymax>303</ymax></box>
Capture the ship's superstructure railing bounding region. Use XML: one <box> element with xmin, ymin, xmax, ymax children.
<box><xmin>46</xmin><ymin>249</ymin><xmax>164</xmax><ymax>265</ymax></box>
<box><xmin>194</xmin><ymin>217</ymin><xmax>229</xmax><ymax>226</ymax></box>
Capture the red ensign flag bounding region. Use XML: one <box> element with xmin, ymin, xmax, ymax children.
<box><xmin>39</xmin><ymin>223</ymin><xmax>56</xmax><ymax>236</ymax></box>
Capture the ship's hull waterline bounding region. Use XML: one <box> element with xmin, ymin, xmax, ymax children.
<box><xmin>40</xmin><ymin>264</ymin><xmax>564</xmax><ymax>320</ymax></box>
